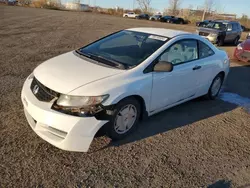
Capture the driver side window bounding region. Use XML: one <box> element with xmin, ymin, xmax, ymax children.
<box><xmin>158</xmin><ymin>39</ymin><xmax>198</xmax><ymax>65</ymax></box>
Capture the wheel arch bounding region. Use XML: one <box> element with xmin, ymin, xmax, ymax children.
<box><xmin>114</xmin><ymin>95</ymin><xmax>148</xmax><ymax>120</ymax></box>
<box><xmin>218</xmin><ymin>71</ymin><xmax>225</xmax><ymax>82</ymax></box>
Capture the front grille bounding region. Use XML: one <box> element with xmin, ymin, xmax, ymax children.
<box><xmin>30</xmin><ymin>77</ymin><xmax>59</xmax><ymax>102</ymax></box>
<box><xmin>199</xmin><ymin>32</ymin><xmax>209</xmax><ymax>37</ymax></box>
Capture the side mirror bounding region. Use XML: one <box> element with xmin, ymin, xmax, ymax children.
<box><xmin>153</xmin><ymin>61</ymin><xmax>173</xmax><ymax>72</ymax></box>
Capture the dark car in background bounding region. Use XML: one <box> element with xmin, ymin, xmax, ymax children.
<box><xmin>135</xmin><ymin>13</ymin><xmax>150</xmax><ymax>20</ymax></box>
<box><xmin>196</xmin><ymin>20</ymin><xmax>212</xmax><ymax>27</ymax></box>
<box><xmin>160</xmin><ymin>16</ymin><xmax>185</xmax><ymax>24</ymax></box>
<box><xmin>160</xmin><ymin>15</ymin><xmax>175</xmax><ymax>22</ymax></box>
<box><xmin>172</xmin><ymin>17</ymin><xmax>185</xmax><ymax>24</ymax></box>
<box><xmin>149</xmin><ymin>15</ymin><xmax>162</xmax><ymax>21</ymax></box>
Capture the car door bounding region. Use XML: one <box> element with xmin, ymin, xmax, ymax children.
<box><xmin>197</xmin><ymin>40</ymin><xmax>217</xmax><ymax>94</ymax></box>
<box><xmin>150</xmin><ymin>39</ymin><xmax>202</xmax><ymax>112</ymax></box>
<box><xmin>225</xmin><ymin>24</ymin><xmax>233</xmax><ymax>42</ymax></box>
<box><xmin>233</xmin><ymin>23</ymin><xmax>241</xmax><ymax>40</ymax></box>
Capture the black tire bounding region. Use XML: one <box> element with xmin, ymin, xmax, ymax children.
<box><xmin>233</xmin><ymin>36</ymin><xmax>240</xmax><ymax>46</ymax></box>
<box><xmin>205</xmin><ymin>74</ymin><xmax>223</xmax><ymax>100</ymax></box>
<box><xmin>180</xmin><ymin>21</ymin><xmax>184</xmax><ymax>24</ymax></box>
<box><xmin>217</xmin><ymin>37</ymin><xmax>224</xmax><ymax>46</ymax></box>
<box><xmin>151</xmin><ymin>18</ymin><xmax>155</xmax><ymax>21</ymax></box>
<box><xmin>105</xmin><ymin>97</ymin><xmax>141</xmax><ymax>140</ymax></box>
<box><xmin>125</xmin><ymin>15</ymin><xmax>128</xmax><ymax>18</ymax></box>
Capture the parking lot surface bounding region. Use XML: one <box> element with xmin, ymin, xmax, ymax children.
<box><xmin>1</xmin><ymin>6</ymin><xmax>250</xmax><ymax>187</ymax></box>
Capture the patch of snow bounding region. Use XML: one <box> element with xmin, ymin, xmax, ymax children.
<box><xmin>219</xmin><ymin>92</ymin><xmax>250</xmax><ymax>113</ymax></box>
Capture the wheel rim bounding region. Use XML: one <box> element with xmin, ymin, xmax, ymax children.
<box><xmin>211</xmin><ymin>77</ymin><xmax>222</xmax><ymax>97</ymax></box>
<box><xmin>114</xmin><ymin>104</ymin><xmax>137</xmax><ymax>134</ymax></box>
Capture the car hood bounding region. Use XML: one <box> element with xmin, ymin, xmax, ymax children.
<box><xmin>198</xmin><ymin>27</ymin><xmax>222</xmax><ymax>34</ymax></box>
<box><xmin>34</xmin><ymin>51</ymin><xmax>124</xmax><ymax>94</ymax></box>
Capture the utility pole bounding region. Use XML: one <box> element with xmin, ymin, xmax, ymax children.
<box><xmin>202</xmin><ymin>8</ymin><xmax>206</xmax><ymax>21</ymax></box>
<box><xmin>133</xmin><ymin>0</ymin><xmax>135</xmax><ymax>10</ymax></box>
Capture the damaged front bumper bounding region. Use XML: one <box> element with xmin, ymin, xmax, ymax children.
<box><xmin>21</xmin><ymin>77</ymin><xmax>108</xmax><ymax>152</ymax></box>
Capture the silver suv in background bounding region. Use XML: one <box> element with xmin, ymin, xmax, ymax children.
<box><xmin>197</xmin><ymin>20</ymin><xmax>242</xmax><ymax>46</ymax></box>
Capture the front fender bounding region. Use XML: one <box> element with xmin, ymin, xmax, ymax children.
<box><xmin>102</xmin><ymin>75</ymin><xmax>152</xmax><ymax>112</ymax></box>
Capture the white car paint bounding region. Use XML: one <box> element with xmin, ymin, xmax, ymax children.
<box><xmin>34</xmin><ymin>52</ymin><xmax>124</xmax><ymax>94</ymax></box>
<box><xmin>123</xmin><ymin>12</ymin><xmax>138</xmax><ymax>18</ymax></box>
<box><xmin>21</xmin><ymin>28</ymin><xmax>230</xmax><ymax>152</ymax></box>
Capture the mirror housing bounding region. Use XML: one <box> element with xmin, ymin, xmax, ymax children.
<box><xmin>153</xmin><ymin>61</ymin><xmax>173</xmax><ymax>72</ymax></box>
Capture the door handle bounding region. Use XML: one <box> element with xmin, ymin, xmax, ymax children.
<box><xmin>193</xmin><ymin>65</ymin><xmax>202</xmax><ymax>70</ymax></box>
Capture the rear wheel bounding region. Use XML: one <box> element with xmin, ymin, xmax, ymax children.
<box><xmin>206</xmin><ymin>74</ymin><xmax>223</xmax><ymax>100</ymax></box>
<box><xmin>105</xmin><ymin>98</ymin><xmax>141</xmax><ymax>140</ymax></box>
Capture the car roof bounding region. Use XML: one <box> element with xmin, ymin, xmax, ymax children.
<box><xmin>213</xmin><ymin>20</ymin><xmax>239</xmax><ymax>23</ymax></box>
<box><xmin>126</xmin><ymin>28</ymin><xmax>190</xmax><ymax>38</ymax></box>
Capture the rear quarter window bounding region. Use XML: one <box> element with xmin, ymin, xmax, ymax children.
<box><xmin>199</xmin><ymin>41</ymin><xmax>215</xmax><ymax>59</ymax></box>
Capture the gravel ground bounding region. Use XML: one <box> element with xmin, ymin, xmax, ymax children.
<box><xmin>1</xmin><ymin>6</ymin><xmax>250</xmax><ymax>188</ymax></box>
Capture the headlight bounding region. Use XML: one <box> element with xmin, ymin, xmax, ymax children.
<box><xmin>237</xmin><ymin>44</ymin><xmax>243</xmax><ymax>50</ymax></box>
<box><xmin>56</xmin><ymin>94</ymin><xmax>109</xmax><ymax>107</ymax></box>
<box><xmin>210</xmin><ymin>33</ymin><xmax>218</xmax><ymax>37</ymax></box>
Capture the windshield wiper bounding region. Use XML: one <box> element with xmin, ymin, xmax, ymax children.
<box><xmin>76</xmin><ymin>50</ymin><xmax>126</xmax><ymax>69</ymax></box>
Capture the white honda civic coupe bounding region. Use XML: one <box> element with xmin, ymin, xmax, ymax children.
<box><xmin>21</xmin><ymin>28</ymin><xmax>230</xmax><ymax>152</ymax></box>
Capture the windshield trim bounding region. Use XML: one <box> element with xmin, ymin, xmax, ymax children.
<box><xmin>74</xmin><ymin>50</ymin><xmax>124</xmax><ymax>70</ymax></box>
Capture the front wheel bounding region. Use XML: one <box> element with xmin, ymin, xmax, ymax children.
<box><xmin>206</xmin><ymin>74</ymin><xmax>223</xmax><ymax>100</ymax></box>
<box><xmin>105</xmin><ymin>98</ymin><xmax>141</xmax><ymax>140</ymax></box>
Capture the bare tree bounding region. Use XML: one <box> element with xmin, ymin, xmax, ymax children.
<box><xmin>168</xmin><ymin>0</ymin><xmax>181</xmax><ymax>16</ymax></box>
<box><xmin>202</xmin><ymin>0</ymin><xmax>215</xmax><ymax>21</ymax></box>
<box><xmin>204</xmin><ymin>0</ymin><xmax>215</xmax><ymax>13</ymax></box>
<box><xmin>136</xmin><ymin>0</ymin><xmax>151</xmax><ymax>13</ymax></box>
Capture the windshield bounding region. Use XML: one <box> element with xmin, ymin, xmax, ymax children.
<box><xmin>206</xmin><ymin>22</ymin><xmax>227</xmax><ymax>30</ymax></box>
<box><xmin>77</xmin><ymin>30</ymin><xmax>168</xmax><ymax>69</ymax></box>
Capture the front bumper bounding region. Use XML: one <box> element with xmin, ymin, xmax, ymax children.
<box><xmin>21</xmin><ymin>77</ymin><xmax>108</xmax><ymax>152</ymax></box>
<box><xmin>206</xmin><ymin>35</ymin><xmax>217</xmax><ymax>43</ymax></box>
<box><xmin>199</xmin><ymin>34</ymin><xmax>217</xmax><ymax>43</ymax></box>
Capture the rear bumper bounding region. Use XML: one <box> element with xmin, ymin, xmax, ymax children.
<box><xmin>234</xmin><ymin>49</ymin><xmax>250</xmax><ymax>63</ymax></box>
<box><xmin>21</xmin><ymin>76</ymin><xmax>108</xmax><ymax>152</ymax></box>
